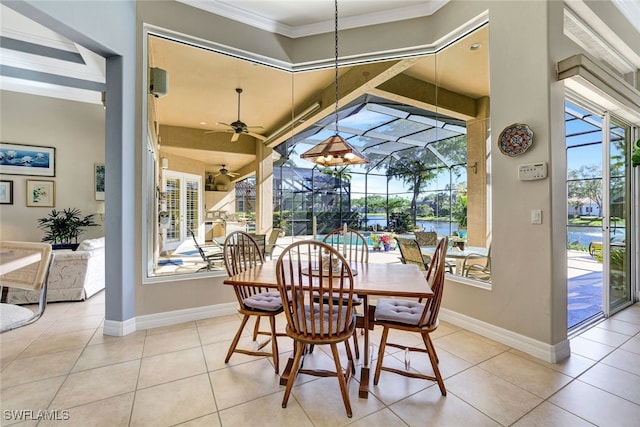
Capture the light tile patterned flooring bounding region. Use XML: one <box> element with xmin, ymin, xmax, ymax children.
<box><xmin>1</xmin><ymin>293</ymin><xmax>639</xmax><ymax>426</ymax></box>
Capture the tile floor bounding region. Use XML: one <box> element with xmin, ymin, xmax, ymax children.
<box><xmin>1</xmin><ymin>292</ymin><xmax>639</xmax><ymax>426</ymax></box>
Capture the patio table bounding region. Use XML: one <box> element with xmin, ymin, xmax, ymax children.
<box><xmin>223</xmin><ymin>260</ymin><xmax>432</xmax><ymax>398</ymax></box>
<box><xmin>421</xmin><ymin>245</ymin><xmax>488</xmax><ymax>275</ymax></box>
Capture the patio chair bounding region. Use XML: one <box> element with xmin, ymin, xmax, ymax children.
<box><xmin>0</xmin><ymin>242</ymin><xmax>54</xmax><ymax>333</ymax></box>
<box><xmin>462</xmin><ymin>244</ymin><xmax>492</xmax><ymax>280</ymax></box>
<box><xmin>223</xmin><ymin>231</ymin><xmax>283</xmax><ymax>373</ymax></box>
<box><xmin>322</xmin><ymin>227</ymin><xmax>368</xmax><ymax>357</ymax></box>
<box><xmin>263</xmin><ymin>228</ymin><xmax>282</xmax><ymax>260</ymax></box>
<box><xmin>372</xmin><ymin>236</ymin><xmax>448</xmax><ymax>395</ymax></box>
<box><xmin>276</xmin><ymin>241</ymin><xmax>357</xmax><ymax>418</ymax></box>
<box><xmin>397</xmin><ymin>237</ymin><xmax>429</xmax><ymax>270</ymax></box>
<box><xmin>187</xmin><ymin>228</ymin><xmax>224</xmax><ymax>271</ymax></box>
<box><xmin>415</xmin><ymin>230</ymin><xmax>438</xmax><ymax>247</ymax></box>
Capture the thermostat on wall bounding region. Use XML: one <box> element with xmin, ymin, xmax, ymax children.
<box><xmin>518</xmin><ymin>162</ymin><xmax>547</xmax><ymax>181</ymax></box>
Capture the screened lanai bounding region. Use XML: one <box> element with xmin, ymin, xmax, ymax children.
<box><xmin>272</xmin><ymin>94</ymin><xmax>470</xmax><ymax>237</ymax></box>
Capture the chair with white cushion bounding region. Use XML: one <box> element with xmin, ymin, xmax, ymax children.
<box><xmin>223</xmin><ymin>231</ymin><xmax>283</xmax><ymax>373</ymax></box>
<box><xmin>372</xmin><ymin>236</ymin><xmax>448</xmax><ymax>395</ymax></box>
<box><xmin>276</xmin><ymin>240</ymin><xmax>357</xmax><ymax>418</ymax></box>
<box><xmin>1</xmin><ymin>242</ymin><xmax>54</xmax><ymax>333</ymax></box>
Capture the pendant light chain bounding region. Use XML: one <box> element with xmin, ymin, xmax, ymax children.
<box><xmin>334</xmin><ymin>0</ymin><xmax>339</xmax><ymax>134</ymax></box>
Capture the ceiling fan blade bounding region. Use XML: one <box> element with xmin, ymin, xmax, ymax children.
<box><xmin>231</xmin><ymin>132</ymin><xmax>240</xmax><ymax>142</ymax></box>
<box><xmin>204</xmin><ymin>129</ymin><xmax>233</xmax><ymax>134</ymax></box>
<box><xmin>246</xmin><ymin>125</ymin><xmax>264</xmax><ymax>130</ymax></box>
<box><xmin>248</xmin><ymin>132</ymin><xmax>267</xmax><ymax>141</ymax></box>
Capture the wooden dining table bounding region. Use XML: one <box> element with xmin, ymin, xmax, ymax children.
<box><xmin>223</xmin><ymin>260</ymin><xmax>433</xmax><ymax>398</ymax></box>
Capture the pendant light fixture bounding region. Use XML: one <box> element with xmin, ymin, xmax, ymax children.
<box><xmin>300</xmin><ymin>0</ymin><xmax>368</xmax><ymax>167</ymax></box>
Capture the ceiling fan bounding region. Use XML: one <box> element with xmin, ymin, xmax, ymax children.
<box><xmin>206</xmin><ymin>88</ymin><xmax>266</xmax><ymax>142</ymax></box>
<box><xmin>214</xmin><ymin>165</ymin><xmax>240</xmax><ymax>178</ymax></box>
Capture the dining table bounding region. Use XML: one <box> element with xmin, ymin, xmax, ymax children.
<box><xmin>223</xmin><ymin>260</ymin><xmax>433</xmax><ymax>398</ymax></box>
<box><xmin>421</xmin><ymin>245</ymin><xmax>488</xmax><ymax>275</ymax></box>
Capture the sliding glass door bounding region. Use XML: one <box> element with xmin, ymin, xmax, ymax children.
<box><xmin>604</xmin><ymin>117</ymin><xmax>632</xmax><ymax>314</ymax></box>
<box><xmin>566</xmin><ymin>99</ymin><xmax>634</xmax><ymax>329</ymax></box>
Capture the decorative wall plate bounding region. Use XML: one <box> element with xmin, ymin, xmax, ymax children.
<box><xmin>498</xmin><ymin>123</ymin><xmax>533</xmax><ymax>156</ymax></box>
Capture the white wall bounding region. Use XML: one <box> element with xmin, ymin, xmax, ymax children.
<box><xmin>0</xmin><ymin>91</ymin><xmax>105</xmax><ymax>242</ymax></box>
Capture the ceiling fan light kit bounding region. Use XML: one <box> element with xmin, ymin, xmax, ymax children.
<box><xmin>206</xmin><ymin>88</ymin><xmax>266</xmax><ymax>142</ymax></box>
<box><xmin>301</xmin><ymin>0</ymin><xmax>369</xmax><ymax>167</ymax></box>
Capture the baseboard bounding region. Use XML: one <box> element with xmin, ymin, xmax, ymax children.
<box><xmin>439</xmin><ymin>308</ymin><xmax>571</xmax><ymax>363</ymax></box>
<box><xmin>103</xmin><ymin>317</ymin><xmax>136</xmax><ymax>336</ymax></box>
<box><xmin>102</xmin><ymin>303</ymin><xmax>238</xmax><ymax>335</ymax></box>
<box><xmin>135</xmin><ymin>303</ymin><xmax>238</xmax><ymax>331</ymax></box>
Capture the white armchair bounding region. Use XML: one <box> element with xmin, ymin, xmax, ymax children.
<box><xmin>6</xmin><ymin>237</ymin><xmax>105</xmax><ymax>304</ymax></box>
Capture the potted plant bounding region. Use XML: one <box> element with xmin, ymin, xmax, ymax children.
<box><xmin>632</xmin><ymin>139</ymin><xmax>640</xmax><ymax>167</ymax></box>
<box><xmin>453</xmin><ymin>193</ymin><xmax>467</xmax><ymax>239</ymax></box>
<box><xmin>38</xmin><ymin>208</ymin><xmax>98</xmax><ymax>250</ymax></box>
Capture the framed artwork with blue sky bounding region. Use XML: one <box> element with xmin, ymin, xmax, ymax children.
<box><xmin>0</xmin><ymin>142</ymin><xmax>55</xmax><ymax>177</ymax></box>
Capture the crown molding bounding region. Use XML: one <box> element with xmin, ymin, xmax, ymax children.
<box><xmin>178</xmin><ymin>0</ymin><xmax>449</xmax><ymax>38</ymax></box>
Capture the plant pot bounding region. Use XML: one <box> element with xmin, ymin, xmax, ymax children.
<box><xmin>52</xmin><ymin>243</ymin><xmax>79</xmax><ymax>251</ymax></box>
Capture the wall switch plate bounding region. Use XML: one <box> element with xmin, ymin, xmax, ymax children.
<box><xmin>518</xmin><ymin>162</ymin><xmax>547</xmax><ymax>180</ymax></box>
<box><xmin>531</xmin><ymin>209</ymin><xmax>542</xmax><ymax>224</ymax></box>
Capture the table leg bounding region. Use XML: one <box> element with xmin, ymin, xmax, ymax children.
<box><xmin>279</xmin><ymin>342</ymin><xmax>308</xmax><ymax>386</ymax></box>
<box><xmin>359</xmin><ymin>295</ymin><xmax>370</xmax><ymax>398</ymax></box>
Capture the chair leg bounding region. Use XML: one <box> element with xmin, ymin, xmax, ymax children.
<box><xmin>225</xmin><ymin>314</ymin><xmax>250</xmax><ymax>363</ymax></box>
<box><xmin>282</xmin><ymin>341</ymin><xmax>305</xmax><ymax>409</ymax></box>
<box><xmin>352</xmin><ymin>330</ymin><xmax>360</xmax><ymax>359</ymax></box>
<box><xmin>253</xmin><ymin>317</ymin><xmax>261</xmax><ymax>341</ymax></box>
<box><xmin>330</xmin><ymin>343</ymin><xmax>353</xmax><ymax>418</ymax></box>
<box><xmin>343</xmin><ymin>338</ymin><xmax>355</xmax><ymax>375</ymax></box>
<box><xmin>373</xmin><ymin>326</ymin><xmax>390</xmax><ymax>385</ymax></box>
<box><xmin>422</xmin><ymin>333</ymin><xmax>446</xmax><ymax>396</ymax></box>
<box><xmin>269</xmin><ymin>315</ymin><xmax>279</xmax><ymax>374</ymax></box>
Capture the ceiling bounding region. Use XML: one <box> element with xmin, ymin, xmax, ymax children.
<box><xmin>1</xmin><ymin>0</ymin><xmax>493</xmax><ymax>177</ymax></box>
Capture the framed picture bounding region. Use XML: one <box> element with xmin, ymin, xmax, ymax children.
<box><xmin>26</xmin><ymin>180</ymin><xmax>55</xmax><ymax>207</ymax></box>
<box><xmin>95</xmin><ymin>163</ymin><xmax>105</xmax><ymax>200</ymax></box>
<box><xmin>0</xmin><ymin>180</ymin><xmax>13</xmax><ymax>204</ymax></box>
<box><xmin>0</xmin><ymin>142</ymin><xmax>56</xmax><ymax>177</ymax></box>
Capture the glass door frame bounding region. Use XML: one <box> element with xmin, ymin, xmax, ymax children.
<box><xmin>603</xmin><ymin>113</ymin><xmax>635</xmax><ymax>316</ymax></box>
<box><xmin>565</xmin><ymin>95</ymin><xmax>636</xmax><ymax>329</ymax></box>
<box><xmin>161</xmin><ymin>170</ymin><xmax>203</xmax><ymax>252</ymax></box>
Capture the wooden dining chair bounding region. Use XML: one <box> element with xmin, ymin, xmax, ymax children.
<box><xmin>372</xmin><ymin>236</ymin><xmax>448</xmax><ymax>395</ymax></box>
<box><xmin>322</xmin><ymin>227</ymin><xmax>369</xmax><ymax>263</ymax></box>
<box><xmin>322</xmin><ymin>227</ymin><xmax>367</xmax><ymax>357</ymax></box>
<box><xmin>0</xmin><ymin>242</ymin><xmax>54</xmax><ymax>333</ymax></box>
<box><xmin>223</xmin><ymin>231</ymin><xmax>283</xmax><ymax>373</ymax></box>
<box><xmin>276</xmin><ymin>241</ymin><xmax>357</xmax><ymax>418</ymax></box>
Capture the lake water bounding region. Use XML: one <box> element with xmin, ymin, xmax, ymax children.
<box><xmin>366</xmin><ymin>218</ymin><xmax>459</xmax><ymax>236</ymax></box>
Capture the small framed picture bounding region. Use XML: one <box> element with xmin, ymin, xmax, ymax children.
<box><xmin>26</xmin><ymin>179</ymin><xmax>55</xmax><ymax>207</ymax></box>
<box><xmin>95</xmin><ymin>163</ymin><xmax>105</xmax><ymax>200</ymax></box>
<box><xmin>0</xmin><ymin>180</ymin><xmax>13</xmax><ymax>204</ymax></box>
